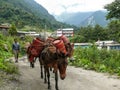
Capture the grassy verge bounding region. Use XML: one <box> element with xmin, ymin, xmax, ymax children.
<box><xmin>0</xmin><ymin>33</ymin><xmax>33</xmax><ymax>87</ymax></box>
<box><xmin>69</xmin><ymin>47</ymin><xmax>120</xmax><ymax>76</ymax></box>
<box><xmin>0</xmin><ymin>33</ymin><xmax>33</xmax><ymax>73</ymax></box>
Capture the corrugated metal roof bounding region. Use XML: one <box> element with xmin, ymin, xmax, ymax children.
<box><xmin>57</xmin><ymin>28</ymin><xmax>74</xmax><ymax>31</ymax></box>
<box><xmin>96</xmin><ymin>40</ymin><xmax>118</xmax><ymax>44</ymax></box>
<box><xmin>0</xmin><ymin>25</ymin><xmax>9</xmax><ymax>29</ymax></box>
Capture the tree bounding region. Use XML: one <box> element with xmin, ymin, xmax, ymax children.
<box><xmin>104</xmin><ymin>0</ymin><xmax>120</xmax><ymax>42</ymax></box>
<box><xmin>70</xmin><ymin>35</ymin><xmax>85</xmax><ymax>43</ymax></box>
<box><xmin>107</xmin><ymin>20</ymin><xmax>120</xmax><ymax>42</ymax></box>
<box><xmin>9</xmin><ymin>23</ymin><xmax>17</xmax><ymax>36</ymax></box>
<box><xmin>92</xmin><ymin>24</ymin><xmax>108</xmax><ymax>41</ymax></box>
<box><xmin>104</xmin><ymin>0</ymin><xmax>120</xmax><ymax>20</ymax></box>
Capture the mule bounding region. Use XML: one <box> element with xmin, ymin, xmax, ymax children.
<box><xmin>41</xmin><ymin>42</ymin><xmax>68</xmax><ymax>90</ymax></box>
<box><xmin>26</xmin><ymin>38</ymin><xmax>45</xmax><ymax>79</ymax></box>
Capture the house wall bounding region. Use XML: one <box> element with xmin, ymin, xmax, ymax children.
<box><xmin>0</xmin><ymin>26</ymin><xmax>9</xmax><ymax>35</ymax></box>
<box><xmin>56</xmin><ymin>28</ymin><xmax>74</xmax><ymax>37</ymax></box>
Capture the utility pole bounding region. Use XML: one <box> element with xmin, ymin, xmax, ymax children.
<box><xmin>61</xmin><ymin>26</ymin><xmax>63</xmax><ymax>35</ymax></box>
<box><xmin>38</xmin><ymin>24</ymin><xmax>41</xmax><ymax>37</ymax></box>
<box><xmin>44</xmin><ymin>24</ymin><xmax>46</xmax><ymax>40</ymax></box>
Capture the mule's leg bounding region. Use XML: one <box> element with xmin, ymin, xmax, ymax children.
<box><xmin>34</xmin><ymin>57</ymin><xmax>37</xmax><ymax>62</ymax></box>
<box><xmin>49</xmin><ymin>66</ymin><xmax>52</xmax><ymax>71</ymax></box>
<box><xmin>44</xmin><ymin>66</ymin><xmax>47</xmax><ymax>83</ymax></box>
<box><xmin>29</xmin><ymin>55</ymin><xmax>34</xmax><ymax>68</ymax></box>
<box><xmin>39</xmin><ymin>59</ymin><xmax>43</xmax><ymax>79</ymax></box>
<box><xmin>40</xmin><ymin>64</ymin><xmax>43</xmax><ymax>79</ymax></box>
<box><xmin>47</xmin><ymin>67</ymin><xmax>51</xmax><ymax>89</ymax></box>
<box><xmin>55</xmin><ymin>71</ymin><xmax>59</xmax><ymax>90</ymax></box>
<box><xmin>30</xmin><ymin>62</ymin><xmax>34</xmax><ymax>68</ymax></box>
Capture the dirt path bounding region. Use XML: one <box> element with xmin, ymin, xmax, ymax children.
<box><xmin>1</xmin><ymin>56</ymin><xmax>120</xmax><ymax>90</ymax></box>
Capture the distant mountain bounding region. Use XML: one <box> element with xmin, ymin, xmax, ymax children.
<box><xmin>54</xmin><ymin>11</ymin><xmax>109</xmax><ymax>27</ymax></box>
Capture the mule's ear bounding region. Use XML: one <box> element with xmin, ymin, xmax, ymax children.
<box><xmin>71</xmin><ymin>43</ymin><xmax>74</xmax><ymax>48</ymax></box>
<box><xmin>67</xmin><ymin>43</ymin><xmax>70</xmax><ymax>45</ymax></box>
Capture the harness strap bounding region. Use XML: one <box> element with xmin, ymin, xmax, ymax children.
<box><xmin>31</xmin><ymin>45</ymin><xmax>44</xmax><ymax>47</ymax></box>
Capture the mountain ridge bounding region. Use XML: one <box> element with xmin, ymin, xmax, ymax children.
<box><xmin>54</xmin><ymin>10</ymin><xmax>109</xmax><ymax>27</ymax></box>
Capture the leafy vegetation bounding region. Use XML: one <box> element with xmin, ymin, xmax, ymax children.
<box><xmin>0</xmin><ymin>32</ymin><xmax>33</xmax><ymax>74</ymax></box>
<box><xmin>8</xmin><ymin>23</ymin><xmax>17</xmax><ymax>36</ymax></box>
<box><xmin>70</xmin><ymin>47</ymin><xmax>120</xmax><ymax>76</ymax></box>
<box><xmin>0</xmin><ymin>33</ymin><xmax>17</xmax><ymax>74</ymax></box>
<box><xmin>104</xmin><ymin>0</ymin><xmax>120</xmax><ymax>20</ymax></box>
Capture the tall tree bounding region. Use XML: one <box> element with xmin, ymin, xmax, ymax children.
<box><xmin>104</xmin><ymin>0</ymin><xmax>120</xmax><ymax>20</ymax></box>
<box><xmin>9</xmin><ymin>23</ymin><xmax>17</xmax><ymax>36</ymax></box>
<box><xmin>107</xmin><ymin>20</ymin><xmax>120</xmax><ymax>42</ymax></box>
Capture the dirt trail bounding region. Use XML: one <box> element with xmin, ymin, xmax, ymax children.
<box><xmin>1</xmin><ymin>56</ymin><xmax>120</xmax><ymax>90</ymax></box>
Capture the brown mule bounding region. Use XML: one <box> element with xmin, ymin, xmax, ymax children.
<box><xmin>26</xmin><ymin>38</ymin><xmax>45</xmax><ymax>79</ymax></box>
<box><xmin>41</xmin><ymin>42</ymin><xmax>68</xmax><ymax>90</ymax></box>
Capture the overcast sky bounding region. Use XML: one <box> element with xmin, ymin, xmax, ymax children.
<box><xmin>35</xmin><ymin>0</ymin><xmax>114</xmax><ymax>15</ymax></box>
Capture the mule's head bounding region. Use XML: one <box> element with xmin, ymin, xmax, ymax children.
<box><xmin>25</xmin><ymin>42</ymin><xmax>31</xmax><ymax>50</ymax></box>
<box><xmin>58</xmin><ymin>58</ymin><xmax>68</xmax><ymax>80</ymax></box>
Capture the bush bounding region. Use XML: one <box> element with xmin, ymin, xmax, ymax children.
<box><xmin>0</xmin><ymin>33</ymin><xmax>18</xmax><ymax>74</ymax></box>
<box><xmin>0</xmin><ymin>33</ymin><xmax>33</xmax><ymax>74</ymax></box>
<box><xmin>70</xmin><ymin>47</ymin><xmax>120</xmax><ymax>76</ymax></box>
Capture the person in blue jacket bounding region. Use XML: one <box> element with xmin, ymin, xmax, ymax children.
<box><xmin>12</xmin><ymin>38</ymin><xmax>20</xmax><ymax>63</ymax></box>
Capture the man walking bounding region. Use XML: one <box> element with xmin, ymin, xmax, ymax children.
<box><xmin>12</xmin><ymin>38</ymin><xmax>20</xmax><ymax>63</ymax></box>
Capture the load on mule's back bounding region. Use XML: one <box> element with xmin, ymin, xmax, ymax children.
<box><xmin>57</xmin><ymin>35</ymin><xmax>74</xmax><ymax>60</ymax></box>
<box><xmin>53</xmin><ymin>39</ymin><xmax>67</xmax><ymax>55</ymax></box>
<box><xmin>26</xmin><ymin>35</ymin><xmax>74</xmax><ymax>67</ymax></box>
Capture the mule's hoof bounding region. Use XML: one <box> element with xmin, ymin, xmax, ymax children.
<box><xmin>30</xmin><ymin>62</ymin><xmax>34</xmax><ymax>68</ymax></box>
<box><xmin>56</xmin><ymin>86</ymin><xmax>59</xmax><ymax>90</ymax></box>
<box><xmin>44</xmin><ymin>80</ymin><xmax>47</xmax><ymax>83</ymax></box>
<box><xmin>41</xmin><ymin>76</ymin><xmax>43</xmax><ymax>79</ymax></box>
<box><xmin>48</xmin><ymin>85</ymin><xmax>51</xmax><ymax>89</ymax></box>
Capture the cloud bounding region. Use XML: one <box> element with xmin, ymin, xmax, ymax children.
<box><xmin>35</xmin><ymin>0</ymin><xmax>114</xmax><ymax>15</ymax></box>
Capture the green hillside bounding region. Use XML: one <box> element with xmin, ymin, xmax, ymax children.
<box><xmin>0</xmin><ymin>0</ymin><xmax>73</xmax><ymax>30</ymax></box>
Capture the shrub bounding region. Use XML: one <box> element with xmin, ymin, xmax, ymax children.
<box><xmin>71</xmin><ymin>47</ymin><xmax>120</xmax><ymax>76</ymax></box>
